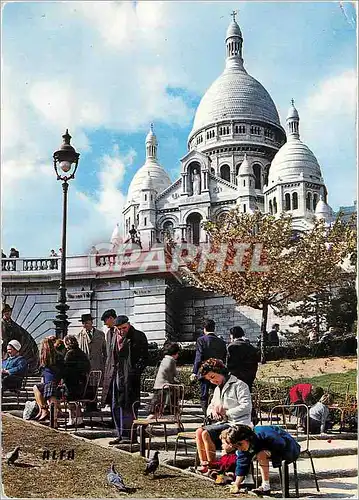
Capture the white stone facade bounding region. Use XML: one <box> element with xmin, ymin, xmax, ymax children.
<box><xmin>2</xmin><ymin>17</ymin><xmax>333</xmax><ymax>345</ymax></box>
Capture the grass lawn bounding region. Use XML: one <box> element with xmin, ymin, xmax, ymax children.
<box><xmin>293</xmin><ymin>370</ymin><xmax>357</xmax><ymax>394</ymax></box>
<box><xmin>2</xmin><ymin>415</ymin><xmax>242</xmax><ymax>498</ymax></box>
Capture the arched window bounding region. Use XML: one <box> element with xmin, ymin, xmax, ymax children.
<box><xmin>162</xmin><ymin>220</ymin><xmax>174</xmax><ymax>241</ymax></box>
<box><xmin>306</xmin><ymin>192</ymin><xmax>312</xmax><ymax>210</ymax></box>
<box><xmin>273</xmin><ymin>197</ymin><xmax>277</xmax><ymax>214</ymax></box>
<box><xmin>292</xmin><ymin>192</ymin><xmax>298</xmax><ymax>210</ymax></box>
<box><xmin>269</xmin><ymin>200</ymin><xmax>273</xmax><ymax>214</ymax></box>
<box><xmin>313</xmin><ymin>193</ymin><xmax>318</xmax><ymax>210</ymax></box>
<box><xmin>253</xmin><ymin>164</ymin><xmax>261</xmax><ymax>189</ymax></box>
<box><xmin>263</xmin><ymin>165</ymin><xmax>270</xmax><ymax>186</ymax></box>
<box><xmin>187</xmin><ymin>212</ymin><xmax>202</xmax><ymax>245</ymax></box>
<box><xmin>285</xmin><ymin>193</ymin><xmax>291</xmax><ymax>211</ymax></box>
<box><xmin>220</xmin><ymin>164</ymin><xmax>230</xmax><ymax>182</ymax></box>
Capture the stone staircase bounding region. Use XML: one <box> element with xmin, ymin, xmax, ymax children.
<box><xmin>2</xmin><ymin>376</ymin><xmax>358</xmax><ymax>498</ymax></box>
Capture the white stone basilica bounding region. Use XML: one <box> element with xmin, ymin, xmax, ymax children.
<box><xmin>117</xmin><ymin>16</ymin><xmax>333</xmax><ymax>251</ymax></box>
<box><xmin>2</xmin><ymin>16</ymin><xmax>338</xmax><ymax>346</ymax></box>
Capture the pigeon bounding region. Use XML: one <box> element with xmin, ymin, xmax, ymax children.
<box><xmin>107</xmin><ymin>463</ymin><xmax>127</xmax><ymax>492</ymax></box>
<box><xmin>6</xmin><ymin>446</ymin><xmax>20</xmax><ymax>466</ymax></box>
<box><xmin>144</xmin><ymin>451</ymin><xmax>160</xmax><ymax>477</ymax></box>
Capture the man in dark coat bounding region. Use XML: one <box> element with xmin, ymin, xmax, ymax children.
<box><xmin>267</xmin><ymin>323</ymin><xmax>280</xmax><ymax>347</ymax></box>
<box><xmin>190</xmin><ymin>319</ymin><xmax>227</xmax><ymax>414</ymax></box>
<box><xmin>227</xmin><ymin>326</ymin><xmax>260</xmax><ymax>391</ymax></box>
<box><xmin>102</xmin><ymin>315</ymin><xmax>149</xmax><ymax>445</ymax></box>
<box><xmin>101</xmin><ymin>309</ymin><xmax>117</xmax><ymax>357</ymax></box>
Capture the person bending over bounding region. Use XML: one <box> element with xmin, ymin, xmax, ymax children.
<box><xmin>227</xmin><ymin>424</ymin><xmax>300</xmax><ymax>496</ymax></box>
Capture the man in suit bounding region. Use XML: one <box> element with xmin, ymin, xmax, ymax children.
<box><xmin>102</xmin><ymin>315</ymin><xmax>149</xmax><ymax>445</ymax></box>
<box><xmin>76</xmin><ymin>313</ymin><xmax>107</xmax><ymax>411</ymax></box>
<box><xmin>190</xmin><ymin>319</ymin><xmax>227</xmax><ymax>415</ymax></box>
<box><xmin>227</xmin><ymin>326</ymin><xmax>259</xmax><ymax>391</ymax></box>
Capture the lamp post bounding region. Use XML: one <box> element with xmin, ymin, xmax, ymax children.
<box><xmin>53</xmin><ymin>129</ymin><xmax>80</xmax><ymax>339</ymax></box>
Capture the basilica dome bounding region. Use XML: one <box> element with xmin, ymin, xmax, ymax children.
<box><xmin>190</xmin><ymin>71</ymin><xmax>281</xmax><ymax>137</ymax></box>
<box><xmin>189</xmin><ymin>19</ymin><xmax>281</xmax><ymax>141</ymax></box>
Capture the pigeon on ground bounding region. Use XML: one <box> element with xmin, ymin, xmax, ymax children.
<box><xmin>144</xmin><ymin>451</ymin><xmax>160</xmax><ymax>477</ymax></box>
<box><xmin>107</xmin><ymin>463</ymin><xmax>127</xmax><ymax>492</ymax></box>
<box><xmin>6</xmin><ymin>446</ymin><xmax>20</xmax><ymax>466</ymax></box>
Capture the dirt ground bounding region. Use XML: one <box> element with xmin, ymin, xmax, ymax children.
<box><xmin>257</xmin><ymin>356</ymin><xmax>357</xmax><ymax>380</ymax></box>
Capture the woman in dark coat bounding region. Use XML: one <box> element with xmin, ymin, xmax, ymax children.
<box><xmin>63</xmin><ymin>335</ymin><xmax>91</xmax><ymax>427</ymax></box>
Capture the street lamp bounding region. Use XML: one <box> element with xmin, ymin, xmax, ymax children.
<box><xmin>53</xmin><ymin>129</ymin><xmax>80</xmax><ymax>338</ymax></box>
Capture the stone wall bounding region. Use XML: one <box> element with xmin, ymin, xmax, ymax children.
<box><xmin>3</xmin><ymin>274</ymin><xmax>296</xmax><ymax>346</ymax></box>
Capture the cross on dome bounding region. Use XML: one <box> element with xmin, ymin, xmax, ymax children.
<box><xmin>231</xmin><ymin>10</ymin><xmax>237</xmax><ymax>22</ymax></box>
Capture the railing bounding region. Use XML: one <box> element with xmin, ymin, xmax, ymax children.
<box><xmin>2</xmin><ymin>258</ymin><xmax>59</xmax><ymax>272</ymax></box>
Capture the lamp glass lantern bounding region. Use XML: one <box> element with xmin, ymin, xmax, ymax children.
<box><xmin>53</xmin><ymin>129</ymin><xmax>80</xmax><ymax>180</ymax></box>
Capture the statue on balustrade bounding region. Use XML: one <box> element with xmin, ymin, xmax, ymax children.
<box><xmin>1</xmin><ymin>304</ymin><xmax>39</xmax><ymax>374</ymax></box>
<box><xmin>125</xmin><ymin>225</ymin><xmax>142</xmax><ymax>249</ymax></box>
<box><xmin>191</xmin><ymin>169</ymin><xmax>201</xmax><ymax>196</ymax></box>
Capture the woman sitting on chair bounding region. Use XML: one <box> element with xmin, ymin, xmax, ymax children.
<box><xmin>147</xmin><ymin>342</ymin><xmax>180</xmax><ymax>419</ymax></box>
<box><xmin>63</xmin><ymin>335</ymin><xmax>91</xmax><ymax>428</ymax></box>
<box><xmin>195</xmin><ymin>358</ymin><xmax>252</xmax><ymax>475</ymax></box>
<box><xmin>33</xmin><ymin>337</ymin><xmax>65</xmax><ymax>425</ymax></box>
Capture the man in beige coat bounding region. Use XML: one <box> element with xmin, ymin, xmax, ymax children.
<box><xmin>77</xmin><ymin>313</ymin><xmax>107</xmax><ymax>410</ymax></box>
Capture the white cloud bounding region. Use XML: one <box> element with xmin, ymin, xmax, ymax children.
<box><xmin>303</xmin><ymin>70</ymin><xmax>357</xmax><ymax>117</ymax></box>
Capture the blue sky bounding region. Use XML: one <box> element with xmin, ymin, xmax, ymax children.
<box><xmin>2</xmin><ymin>1</ymin><xmax>357</xmax><ymax>257</ymax></box>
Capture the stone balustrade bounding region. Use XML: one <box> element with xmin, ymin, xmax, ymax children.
<box><xmin>2</xmin><ymin>257</ymin><xmax>59</xmax><ymax>272</ymax></box>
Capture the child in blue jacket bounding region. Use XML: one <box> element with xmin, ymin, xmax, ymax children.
<box><xmin>225</xmin><ymin>424</ymin><xmax>301</xmax><ymax>496</ymax></box>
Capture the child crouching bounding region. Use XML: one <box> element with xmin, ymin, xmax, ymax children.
<box><xmin>226</xmin><ymin>424</ymin><xmax>301</xmax><ymax>496</ymax></box>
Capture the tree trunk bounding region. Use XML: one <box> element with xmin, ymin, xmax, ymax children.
<box><xmin>315</xmin><ymin>294</ymin><xmax>320</xmax><ymax>336</ymax></box>
<box><xmin>260</xmin><ymin>301</ymin><xmax>269</xmax><ymax>364</ymax></box>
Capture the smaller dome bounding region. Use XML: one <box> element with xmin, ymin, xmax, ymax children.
<box><xmin>226</xmin><ymin>20</ymin><xmax>242</xmax><ymax>39</ymax></box>
<box><xmin>238</xmin><ymin>154</ymin><xmax>254</xmax><ymax>176</ymax></box>
<box><xmin>111</xmin><ymin>223</ymin><xmax>121</xmax><ymax>244</ymax></box>
<box><xmin>315</xmin><ymin>196</ymin><xmax>333</xmax><ymax>219</ymax></box>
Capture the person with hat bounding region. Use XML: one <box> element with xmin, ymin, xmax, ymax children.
<box><xmin>102</xmin><ymin>315</ymin><xmax>149</xmax><ymax>445</ymax></box>
<box><xmin>100</xmin><ymin>309</ymin><xmax>117</xmax><ymax>356</ymax></box>
<box><xmin>2</xmin><ymin>340</ymin><xmax>28</xmax><ymax>392</ymax></box>
<box><xmin>76</xmin><ymin>313</ymin><xmax>107</xmax><ymax>411</ymax></box>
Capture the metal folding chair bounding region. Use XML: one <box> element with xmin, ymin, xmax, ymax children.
<box><xmin>269</xmin><ymin>403</ymin><xmax>320</xmax><ymax>497</ymax></box>
<box><xmin>131</xmin><ymin>383</ymin><xmax>185</xmax><ymax>457</ymax></box>
<box><xmin>64</xmin><ymin>370</ymin><xmax>103</xmax><ymax>430</ymax></box>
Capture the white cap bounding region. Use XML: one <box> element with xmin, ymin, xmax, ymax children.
<box><xmin>8</xmin><ymin>339</ymin><xmax>21</xmax><ymax>351</ymax></box>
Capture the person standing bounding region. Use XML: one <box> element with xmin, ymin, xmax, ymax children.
<box><xmin>267</xmin><ymin>324</ymin><xmax>280</xmax><ymax>347</ymax></box>
<box><xmin>190</xmin><ymin>319</ymin><xmax>227</xmax><ymax>415</ymax></box>
<box><xmin>102</xmin><ymin>315</ymin><xmax>149</xmax><ymax>445</ymax></box>
<box><xmin>227</xmin><ymin>326</ymin><xmax>259</xmax><ymax>392</ymax></box>
<box><xmin>76</xmin><ymin>313</ymin><xmax>107</xmax><ymax>411</ymax></box>
<box><xmin>101</xmin><ymin>309</ymin><xmax>117</xmax><ymax>356</ymax></box>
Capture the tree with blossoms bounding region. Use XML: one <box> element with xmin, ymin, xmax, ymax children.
<box><xmin>178</xmin><ymin>208</ymin><xmax>355</xmax><ymax>363</ymax></box>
